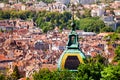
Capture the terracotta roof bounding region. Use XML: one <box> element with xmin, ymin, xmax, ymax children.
<box><xmin>97</xmin><ymin>32</ymin><xmax>114</xmax><ymax>36</ymax></box>
<box><xmin>0</xmin><ymin>54</ymin><xmax>13</xmax><ymax>62</ymax></box>
<box><xmin>0</xmin><ymin>54</ymin><xmax>6</xmax><ymax>60</ymax></box>
<box><xmin>17</xmin><ymin>29</ymin><xmax>28</xmax><ymax>35</ymax></box>
<box><xmin>14</xmin><ymin>61</ymin><xmax>24</xmax><ymax>67</ymax></box>
<box><xmin>41</xmin><ymin>64</ymin><xmax>57</xmax><ymax>71</ymax></box>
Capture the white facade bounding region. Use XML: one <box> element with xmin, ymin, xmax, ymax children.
<box><xmin>114</xmin><ymin>10</ymin><xmax>120</xmax><ymax>16</ymax></box>
<box><xmin>97</xmin><ymin>6</ymin><xmax>105</xmax><ymax>16</ymax></box>
<box><xmin>70</xmin><ymin>0</ymin><xmax>80</xmax><ymax>4</ymax></box>
<box><xmin>56</xmin><ymin>0</ymin><xmax>81</xmax><ymax>4</ymax></box>
<box><xmin>80</xmin><ymin>0</ymin><xmax>96</xmax><ymax>4</ymax></box>
<box><xmin>0</xmin><ymin>3</ymin><xmax>5</xmax><ymax>8</ymax></box>
<box><xmin>21</xmin><ymin>5</ymin><xmax>26</xmax><ymax>10</ymax></box>
<box><xmin>91</xmin><ymin>6</ymin><xmax>105</xmax><ymax>17</ymax></box>
<box><xmin>91</xmin><ymin>9</ymin><xmax>97</xmax><ymax>17</ymax></box>
<box><xmin>47</xmin><ymin>2</ymin><xmax>67</xmax><ymax>12</ymax></box>
<box><xmin>56</xmin><ymin>0</ymin><xmax>70</xmax><ymax>4</ymax></box>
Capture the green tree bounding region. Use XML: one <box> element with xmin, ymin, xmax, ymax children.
<box><xmin>0</xmin><ymin>10</ymin><xmax>36</xmax><ymax>20</ymax></box>
<box><xmin>35</xmin><ymin>11</ymin><xmax>72</xmax><ymax>32</ymax></box>
<box><xmin>108</xmin><ymin>33</ymin><xmax>120</xmax><ymax>41</ymax></box>
<box><xmin>77</xmin><ymin>55</ymin><xmax>107</xmax><ymax>80</ymax></box>
<box><xmin>0</xmin><ymin>73</ymin><xmax>5</xmax><ymax>80</ymax></box>
<box><xmin>101</xmin><ymin>26</ymin><xmax>114</xmax><ymax>32</ymax></box>
<box><xmin>101</xmin><ymin>64</ymin><xmax>120</xmax><ymax>80</ymax></box>
<box><xmin>114</xmin><ymin>46</ymin><xmax>120</xmax><ymax>61</ymax></box>
<box><xmin>83</xmin><ymin>9</ymin><xmax>91</xmax><ymax>18</ymax></box>
<box><xmin>33</xmin><ymin>69</ymin><xmax>77</xmax><ymax>80</ymax></box>
<box><xmin>88</xmin><ymin>55</ymin><xmax>109</xmax><ymax>66</ymax></box>
<box><xmin>8</xmin><ymin>65</ymin><xmax>21</xmax><ymax>80</ymax></box>
<box><xmin>116</xmin><ymin>26</ymin><xmax>120</xmax><ymax>33</ymax></box>
<box><xmin>2</xmin><ymin>10</ymin><xmax>10</xmax><ymax>19</ymax></box>
<box><xmin>78</xmin><ymin>18</ymin><xmax>105</xmax><ymax>33</ymax></box>
<box><xmin>77</xmin><ymin>62</ymin><xmax>104</xmax><ymax>80</ymax></box>
<box><xmin>0</xmin><ymin>0</ymin><xmax>8</xmax><ymax>3</ymax></box>
<box><xmin>33</xmin><ymin>69</ymin><xmax>52</xmax><ymax>80</ymax></box>
<box><xmin>10</xmin><ymin>11</ymin><xmax>19</xmax><ymax>19</ymax></box>
<box><xmin>0</xmin><ymin>10</ymin><xmax>3</xmax><ymax>19</ymax></box>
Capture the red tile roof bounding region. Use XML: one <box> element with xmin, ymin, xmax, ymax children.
<box><xmin>0</xmin><ymin>54</ymin><xmax>6</xmax><ymax>60</ymax></box>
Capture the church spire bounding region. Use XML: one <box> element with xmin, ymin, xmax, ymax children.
<box><xmin>71</xmin><ymin>3</ymin><xmax>76</xmax><ymax>31</ymax></box>
<box><xmin>57</xmin><ymin>2</ymin><xmax>86</xmax><ymax>71</ymax></box>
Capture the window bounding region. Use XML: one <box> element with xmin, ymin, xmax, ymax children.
<box><xmin>65</xmin><ymin>56</ymin><xmax>80</xmax><ymax>70</ymax></box>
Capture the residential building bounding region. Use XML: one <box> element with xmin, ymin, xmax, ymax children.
<box><xmin>0</xmin><ymin>20</ymin><xmax>16</xmax><ymax>31</ymax></box>
<box><xmin>114</xmin><ymin>16</ymin><xmax>120</xmax><ymax>28</ymax></box>
<box><xmin>34</xmin><ymin>1</ymin><xmax>47</xmax><ymax>11</ymax></box>
<box><xmin>111</xmin><ymin>0</ymin><xmax>120</xmax><ymax>9</ymax></box>
<box><xmin>0</xmin><ymin>3</ymin><xmax>5</xmax><ymax>8</ymax></box>
<box><xmin>114</xmin><ymin>10</ymin><xmax>120</xmax><ymax>16</ymax></box>
<box><xmin>80</xmin><ymin>0</ymin><xmax>96</xmax><ymax>4</ymax></box>
<box><xmin>91</xmin><ymin>5</ymin><xmax>105</xmax><ymax>17</ymax></box>
<box><xmin>56</xmin><ymin>0</ymin><xmax>70</xmax><ymax>4</ymax></box>
<box><xmin>102</xmin><ymin>15</ymin><xmax>116</xmax><ymax>30</ymax></box>
<box><xmin>47</xmin><ymin>2</ymin><xmax>67</xmax><ymax>12</ymax></box>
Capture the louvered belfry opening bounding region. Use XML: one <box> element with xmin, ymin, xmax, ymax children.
<box><xmin>65</xmin><ymin>56</ymin><xmax>80</xmax><ymax>70</ymax></box>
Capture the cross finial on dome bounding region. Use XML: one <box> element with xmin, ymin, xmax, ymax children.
<box><xmin>71</xmin><ymin>3</ymin><xmax>76</xmax><ymax>31</ymax></box>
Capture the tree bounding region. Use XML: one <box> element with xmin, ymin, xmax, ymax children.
<box><xmin>0</xmin><ymin>10</ymin><xmax>36</xmax><ymax>20</ymax></box>
<box><xmin>35</xmin><ymin>11</ymin><xmax>72</xmax><ymax>32</ymax></box>
<box><xmin>2</xmin><ymin>10</ymin><xmax>10</xmax><ymax>19</ymax></box>
<box><xmin>101</xmin><ymin>64</ymin><xmax>120</xmax><ymax>80</ymax></box>
<box><xmin>116</xmin><ymin>27</ymin><xmax>120</xmax><ymax>33</ymax></box>
<box><xmin>33</xmin><ymin>69</ymin><xmax>52</xmax><ymax>80</ymax></box>
<box><xmin>114</xmin><ymin>46</ymin><xmax>120</xmax><ymax>61</ymax></box>
<box><xmin>10</xmin><ymin>11</ymin><xmax>19</xmax><ymax>19</ymax></box>
<box><xmin>77</xmin><ymin>55</ymin><xmax>107</xmax><ymax>80</ymax></box>
<box><xmin>78</xmin><ymin>18</ymin><xmax>105</xmax><ymax>33</ymax></box>
<box><xmin>33</xmin><ymin>55</ymin><xmax>120</xmax><ymax>80</ymax></box>
<box><xmin>77</xmin><ymin>61</ymin><xmax>104</xmax><ymax>80</ymax></box>
<box><xmin>88</xmin><ymin>54</ymin><xmax>109</xmax><ymax>66</ymax></box>
<box><xmin>108</xmin><ymin>33</ymin><xmax>120</xmax><ymax>41</ymax></box>
<box><xmin>0</xmin><ymin>73</ymin><xmax>5</xmax><ymax>80</ymax></box>
<box><xmin>8</xmin><ymin>65</ymin><xmax>21</xmax><ymax>80</ymax></box>
<box><xmin>101</xmin><ymin>26</ymin><xmax>114</xmax><ymax>32</ymax></box>
<box><xmin>83</xmin><ymin>9</ymin><xmax>91</xmax><ymax>18</ymax></box>
<box><xmin>33</xmin><ymin>69</ymin><xmax>77</xmax><ymax>80</ymax></box>
<box><xmin>0</xmin><ymin>0</ymin><xmax>8</xmax><ymax>3</ymax></box>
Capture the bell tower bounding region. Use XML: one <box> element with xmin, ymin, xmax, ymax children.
<box><xmin>57</xmin><ymin>4</ymin><xmax>86</xmax><ymax>71</ymax></box>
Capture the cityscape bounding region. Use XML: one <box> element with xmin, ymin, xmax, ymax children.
<box><xmin>0</xmin><ymin>0</ymin><xmax>120</xmax><ymax>80</ymax></box>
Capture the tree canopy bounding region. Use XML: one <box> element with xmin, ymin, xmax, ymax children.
<box><xmin>0</xmin><ymin>10</ymin><xmax>36</xmax><ymax>20</ymax></box>
<box><xmin>35</xmin><ymin>11</ymin><xmax>72</xmax><ymax>32</ymax></box>
<box><xmin>101</xmin><ymin>26</ymin><xmax>114</xmax><ymax>32</ymax></box>
<box><xmin>116</xmin><ymin>27</ymin><xmax>120</xmax><ymax>33</ymax></box>
<box><xmin>0</xmin><ymin>73</ymin><xmax>5</xmax><ymax>80</ymax></box>
<box><xmin>101</xmin><ymin>64</ymin><xmax>120</xmax><ymax>80</ymax></box>
<box><xmin>0</xmin><ymin>10</ymin><xmax>115</xmax><ymax>33</ymax></box>
<box><xmin>32</xmin><ymin>55</ymin><xmax>110</xmax><ymax>80</ymax></box>
<box><xmin>114</xmin><ymin>46</ymin><xmax>120</xmax><ymax>61</ymax></box>
<box><xmin>75</xmin><ymin>17</ymin><xmax>105</xmax><ymax>33</ymax></box>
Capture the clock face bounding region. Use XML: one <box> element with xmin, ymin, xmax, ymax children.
<box><xmin>64</xmin><ymin>56</ymin><xmax>80</xmax><ymax>70</ymax></box>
